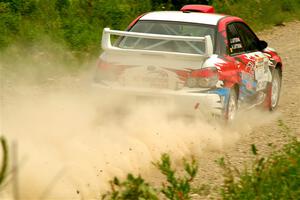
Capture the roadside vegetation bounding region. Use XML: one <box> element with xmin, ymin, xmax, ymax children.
<box><xmin>0</xmin><ymin>136</ymin><xmax>9</xmax><ymax>191</ymax></box>
<box><xmin>219</xmin><ymin>121</ymin><xmax>300</xmax><ymax>199</ymax></box>
<box><xmin>1</xmin><ymin>0</ymin><xmax>300</xmax><ymax>63</ymax></box>
<box><xmin>102</xmin><ymin>121</ymin><xmax>300</xmax><ymax>199</ymax></box>
<box><xmin>102</xmin><ymin>153</ymin><xmax>198</xmax><ymax>200</ymax></box>
<box><xmin>213</xmin><ymin>0</ymin><xmax>300</xmax><ymax>30</ymax></box>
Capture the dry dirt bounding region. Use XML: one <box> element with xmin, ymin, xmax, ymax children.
<box><xmin>0</xmin><ymin>21</ymin><xmax>299</xmax><ymax>200</ymax></box>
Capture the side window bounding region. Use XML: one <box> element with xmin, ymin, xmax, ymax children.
<box><xmin>226</xmin><ymin>23</ymin><xmax>244</xmax><ymax>54</ymax></box>
<box><xmin>234</xmin><ymin>23</ymin><xmax>260</xmax><ymax>52</ymax></box>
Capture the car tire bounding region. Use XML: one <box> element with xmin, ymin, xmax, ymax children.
<box><xmin>265</xmin><ymin>68</ymin><xmax>281</xmax><ymax>111</ymax></box>
<box><xmin>224</xmin><ymin>88</ymin><xmax>238</xmax><ymax>121</ymax></box>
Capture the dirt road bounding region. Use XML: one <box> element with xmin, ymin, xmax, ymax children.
<box><xmin>194</xmin><ymin>21</ymin><xmax>300</xmax><ymax>198</ymax></box>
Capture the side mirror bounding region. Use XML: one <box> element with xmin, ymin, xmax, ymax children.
<box><xmin>259</xmin><ymin>40</ymin><xmax>268</xmax><ymax>50</ymax></box>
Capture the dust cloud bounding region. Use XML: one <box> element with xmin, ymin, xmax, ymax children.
<box><xmin>0</xmin><ymin>52</ymin><xmax>277</xmax><ymax>199</ymax></box>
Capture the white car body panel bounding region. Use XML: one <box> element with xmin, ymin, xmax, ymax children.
<box><xmin>92</xmin><ymin>83</ymin><xmax>223</xmax><ymax>115</ymax></box>
<box><xmin>140</xmin><ymin>11</ymin><xmax>225</xmax><ymax>25</ymax></box>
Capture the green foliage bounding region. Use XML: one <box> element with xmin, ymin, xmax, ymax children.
<box><xmin>0</xmin><ymin>0</ymin><xmax>154</xmax><ymax>59</ymax></box>
<box><xmin>102</xmin><ymin>153</ymin><xmax>198</xmax><ymax>200</ymax></box>
<box><xmin>0</xmin><ymin>136</ymin><xmax>8</xmax><ymax>187</ymax></box>
<box><xmin>170</xmin><ymin>0</ymin><xmax>211</xmax><ymax>10</ymax></box>
<box><xmin>218</xmin><ymin>122</ymin><xmax>300</xmax><ymax>200</ymax></box>
<box><xmin>0</xmin><ymin>2</ymin><xmax>20</xmax><ymax>48</ymax></box>
<box><xmin>1</xmin><ymin>0</ymin><xmax>300</xmax><ymax>63</ymax></box>
<box><xmin>154</xmin><ymin>153</ymin><xmax>198</xmax><ymax>200</ymax></box>
<box><xmin>102</xmin><ymin>174</ymin><xmax>158</xmax><ymax>200</ymax></box>
<box><xmin>213</xmin><ymin>0</ymin><xmax>300</xmax><ymax>30</ymax></box>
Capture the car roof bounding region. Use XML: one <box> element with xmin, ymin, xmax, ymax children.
<box><xmin>140</xmin><ymin>11</ymin><xmax>226</xmax><ymax>25</ymax></box>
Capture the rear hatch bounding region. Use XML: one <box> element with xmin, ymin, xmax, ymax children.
<box><xmin>96</xmin><ymin>28</ymin><xmax>214</xmax><ymax>91</ymax></box>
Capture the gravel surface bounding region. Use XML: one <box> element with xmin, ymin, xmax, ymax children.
<box><xmin>193</xmin><ymin>21</ymin><xmax>300</xmax><ymax>199</ymax></box>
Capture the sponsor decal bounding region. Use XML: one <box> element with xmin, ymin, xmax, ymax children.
<box><xmin>241</xmin><ymin>72</ymin><xmax>255</xmax><ymax>90</ymax></box>
<box><xmin>231</xmin><ymin>43</ymin><xmax>243</xmax><ymax>50</ymax></box>
<box><xmin>230</xmin><ymin>37</ymin><xmax>241</xmax><ymax>43</ymax></box>
<box><xmin>245</xmin><ymin>61</ymin><xmax>255</xmax><ymax>74</ymax></box>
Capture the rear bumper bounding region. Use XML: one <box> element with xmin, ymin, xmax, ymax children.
<box><xmin>92</xmin><ymin>83</ymin><xmax>226</xmax><ymax>116</ymax></box>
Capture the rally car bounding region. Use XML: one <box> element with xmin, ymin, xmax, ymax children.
<box><xmin>94</xmin><ymin>5</ymin><xmax>282</xmax><ymax>120</ymax></box>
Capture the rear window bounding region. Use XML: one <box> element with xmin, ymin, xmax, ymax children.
<box><xmin>116</xmin><ymin>20</ymin><xmax>216</xmax><ymax>54</ymax></box>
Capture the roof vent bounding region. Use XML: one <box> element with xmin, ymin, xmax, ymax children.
<box><xmin>180</xmin><ymin>5</ymin><xmax>215</xmax><ymax>13</ymax></box>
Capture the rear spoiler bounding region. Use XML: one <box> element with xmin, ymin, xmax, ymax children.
<box><xmin>101</xmin><ymin>28</ymin><xmax>213</xmax><ymax>57</ymax></box>
<box><xmin>180</xmin><ymin>5</ymin><xmax>215</xmax><ymax>13</ymax></box>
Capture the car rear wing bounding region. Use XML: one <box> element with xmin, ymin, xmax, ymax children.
<box><xmin>101</xmin><ymin>28</ymin><xmax>213</xmax><ymax>57</ymax></box>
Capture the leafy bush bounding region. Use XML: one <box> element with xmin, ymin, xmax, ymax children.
<box><xmin>0</xmin><ymin>136</ymin><xmax>8</xmax><ymax>188</ymax></box>
<box><xmin>102</xmin><ymin>121</ymin><xmax>300</xmax><ymax>200</ymax></box>
<box><xmin>218</xmin><ymin>121</ymin><xmax>300</xmax><ymax>199</ymax></box>
<box><xmin>1</xmin><ymin>0</ymin><xmax>300</xmax><ymax>62</ymax></box>
<box><xmin>101</xmin><ymin>174</ymin><xmax>158</xmax><ymax>200</ymax></box>
<box><xmin>154</xmin><ymin>154</ymin><xmax>198</xmax><ymax>200</ymax></box>
<box><xmin>102</xmin><ymin>153</ymin><xmax>198</xmax><ymax>200</ymax></box>
<box><xmin>213</xmin><ymin>0</ymin><xmax>300</xmax><ymax>30</ymax></box>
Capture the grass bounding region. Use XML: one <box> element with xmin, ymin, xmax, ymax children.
<box><xmin>1</xmin><ymin>0</ymin><xmax>300</xmax><ymax>65</ymax></box>
<box><xmin>219</xmin><ymin>121</ymin><xmax>300</xmax><ymax>200</ymax></box>
<box><xmin>0</xmin><ymin>136</ymin><xmax>8</xmax><ymax>189</ymax></box>
<box><xmin>213</xmin><ymin>0</ymin><xmax>300</xmax><ymax>31</ymax></box>
<box><xmin>102</xmin><ymin>153</ymin><xmax>198</xmax><ymax>200</ymax></box>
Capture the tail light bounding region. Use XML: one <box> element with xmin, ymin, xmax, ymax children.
<box><xmin>186</xmin><ymin>67</ymin><xmax>219</xmax><ymax>88</ymax></box>
<box><xmin>95</xmin><ymin>59</ymin><xmax>118</xmax><ymax>82</ymax></box>
<box><xmin>97</xmin><ymin>59</ymin><xmax>110</xmax><ymax>69</ymax></box>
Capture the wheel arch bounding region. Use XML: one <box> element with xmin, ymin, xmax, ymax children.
<box><xmin>275</xmin><ymin>62</ymin><xmax>283</xmax><ymax>77</ymax></box>
<box><xmin>233</xmin><ymin>83</ymin><xmax>240</xmax><ymax>100</ymax></box>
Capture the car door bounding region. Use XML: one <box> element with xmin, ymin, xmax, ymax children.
<box><xmin>226</xmin><ymin>22</ymin><xmax>271</xmax><ymax>101</ymax></box>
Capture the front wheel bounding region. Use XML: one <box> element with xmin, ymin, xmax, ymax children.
<box><xmin>266</xmin><ymin>68</ymin><xmax>281</xmax><ymax>111</ymax></box>
<box><xmin>224</xmin><ymin>88</ymin><xmax>238</xmax><ymax>121</ymax></box>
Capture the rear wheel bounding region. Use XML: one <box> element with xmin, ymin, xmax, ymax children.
<box><xmin>224</xmin><ymin>88</ymin><xmax>238</xmax><ymax>121</ymax></box>
<box><xmin>266</xmin><ymin>68</ymin><xmax>281</xmax><ymax>111</ymax></box>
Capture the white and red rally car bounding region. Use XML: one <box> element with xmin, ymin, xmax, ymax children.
<box><xmin>95</xmin><ymin>5</ymin><xmax>282</xmax><ymax>120</ymax></box>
